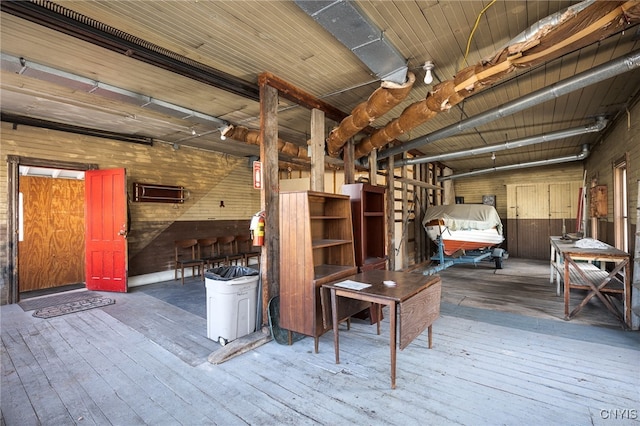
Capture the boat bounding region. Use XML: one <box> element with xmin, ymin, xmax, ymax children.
<box><xmin>422</xmin><ymin>204</ymin><xmax>504</xmax><ymax>256</ymax></box>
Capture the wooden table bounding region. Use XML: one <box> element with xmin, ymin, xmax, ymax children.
<box><xmin>549</xmin><ymin>236</ymin><xmax>631</xmax><ymax>328</ymax></box>
<box><xmin>322</xmin><ymin>270</ymin><xmax>441</xmax><ymax>389</ymax></box>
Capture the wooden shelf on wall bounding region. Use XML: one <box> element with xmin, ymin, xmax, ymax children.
<box><xmin>133</xmin><ymin>182</ymin><xmax>185</xmax><ymax>203</ymax></box>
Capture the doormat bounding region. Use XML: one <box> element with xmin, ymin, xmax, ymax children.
<box><xmin>19</xmin><ymin>291</ymin><xmax>101</xmax><ymax>312</ymax></box>
<box><xmin>32</xmin><ymin>296</ymin><xmax>115</xmax><ymax>319</ymax></box>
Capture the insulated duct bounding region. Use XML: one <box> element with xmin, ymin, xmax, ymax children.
<box><xmin>294</xmin><ymin>1</ymin><xmax>408</xmax><ymax>84</ymax></box>
<box><xmin>326</xmin><ymin>72</ymin><xmax>416</xmax><ymax>157</ymax></box>
<box><xmin>357</xmin><ymin>1</ymin><xmax>640</xmax><ymax>160</ymax></box>
<box><xmin>221</xmin><ymin>125</ymin><xmax>308</xmax><ymax>159</ymax></box>
<box><xmin>439</xmin><ymin>144</ymin><xmax>591</xmax><ymax>181</ymax></box>
<box><xmin>379</xmin><ymin>49</ymin><xmax>640</xmax><ymax>161</ymax></box>
<box><xmin>393</xmin><ymin>117</ymin><xmax>607</xmax><ymax>168</ymax></box>
<box><xmin>490</xmin><ymin>0</ymin><xmax>596</xmax><ymax>58</ymax></box>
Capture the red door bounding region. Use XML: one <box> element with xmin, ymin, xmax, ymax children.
<box><xmin>85</xmin><ymin>168</ymin><xmax>128</xmax><ymax>292</ymax></box>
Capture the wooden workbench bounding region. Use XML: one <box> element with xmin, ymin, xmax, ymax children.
<box><xmin>549</xmin><ymin>236</ymin><xmax>631</xmax><ymax>328</ymax></box>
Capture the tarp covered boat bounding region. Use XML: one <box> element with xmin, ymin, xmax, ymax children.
<box><xmin>422</xmin><ymin>204</ymin><xmax>504</xmax><ymax>256</ymax></box>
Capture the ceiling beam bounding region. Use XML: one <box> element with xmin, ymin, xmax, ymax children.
<box><xmin>258</xmin><ymin>72</ymin><xmax>348</xmax><ymax>124</ymax></box>
<box><xmin>1</xmin><ymin>113</ymin><xmax>154</xmax><ymax>145</ymax></box>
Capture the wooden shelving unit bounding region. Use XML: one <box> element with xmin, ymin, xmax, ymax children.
<box><xmin>342</xmin><ymin>183</ymin><xmax>387</xmax><ymax>271</ymax></box>
<box><xmin>279</xmin><ymin>190</ymin><xmax>365</xmax><ymax>352</ymax></box>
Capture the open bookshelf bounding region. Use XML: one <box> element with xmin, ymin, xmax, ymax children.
<box><xmin>279</xmin><ymin>191</ymin><xmax>365</xmax><ymax>352</ymax></box>
<box><xmin>342</xmin><ymin>183</ymin><xmax>387</xmax><ymax>271</ymax></box>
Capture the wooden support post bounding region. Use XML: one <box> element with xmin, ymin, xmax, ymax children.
<box><xmin>368</xmin><ymin>149</ymin><xmax>378</xmax><ymax>185</ymax></box>
<box><xmin>415</xmin><ymin>163</ymin><xmax>427</xmax><ymax>264</ymax></box>
<box><xmin>310</xmin><ymin>108</ymin><xmax>325</xmax><ymax>192</ymax></box>
<box><xmin>343</xmin><ymin>138</ymin><xmax>355</xmax><ymax>185</ymax></box>
<box><xmin>401</xmin><ymin>153</ymin><xmax>408</xmax><ymax>270</ymax></box>
<box><xmin>413</xmin><ymin>163</ymin><xmax>421</xmax><ymax>265</ymax></box>
<box><xmin>387</xmin><ymin>156</ymin><xmax>395</xmax><ymax>271</ymax></box>
<box><xmin>259</xmin><ymin>81</ymin><xmax>279</xmax><ymax>326</ymax></box>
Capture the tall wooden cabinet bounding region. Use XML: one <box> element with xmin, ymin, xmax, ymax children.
<box><xmin>342</xmin><ymin>183</ymin><xmax>387</xmax><ymax>271</ymax></box>
<box><xmin>279</xmin><ymin>191</ymin><xmax>366</xmax><ymax>352</ymax></box>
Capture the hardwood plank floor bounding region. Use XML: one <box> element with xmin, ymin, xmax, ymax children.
<box><xmin>2</xmin><ymin>258</ymin><xmax>638</xmax><ymax>425</ymax></box>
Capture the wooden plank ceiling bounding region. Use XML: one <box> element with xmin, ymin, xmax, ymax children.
<box><xmin>1</xmin><ymin>0</ymin><xmax>639</xmax><ymax>173</ymax></box>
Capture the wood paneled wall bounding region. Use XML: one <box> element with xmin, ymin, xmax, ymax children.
<box><xmin>451</xmin><ymin>164</ymin><xmax>585</xmax><ymax>259</ymax></box>
<box><xmin>504</xmin><ymin>181</ymin><xmax>582</xmax><ymax>259</ymax></box>
<box><xmin>452</xmin><ymin>163</ymin><xmax>584</xmax><ymax>219</ymax></box>
<box><xmin>1</xmin><ymin>123</ymin><xmax>260</xmax><ymax>300</ymax></box>
<box><xmin>584</xmin><ymin>96</ymin><xmax>639</xmax><ymax>252</ymax></box>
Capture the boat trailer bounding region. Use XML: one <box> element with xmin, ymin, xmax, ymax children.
<box><xmin>424</xmin><ymin>236</ymin><xmax>508</xmax><ymax>276</ymax></box>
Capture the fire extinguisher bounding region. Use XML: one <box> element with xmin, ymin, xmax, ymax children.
<box><xmin>250</xmin><ymin>211</ymin><xmax>265</xmax><ymax>246</ymax></box>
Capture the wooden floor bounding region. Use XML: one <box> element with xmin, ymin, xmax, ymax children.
<box><xmin>2</xmin><ymin>258</ymin><xmax>639</xmax><ymax>425</ymax></box>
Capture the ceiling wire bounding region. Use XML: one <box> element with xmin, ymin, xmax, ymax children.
<box><xmin>459</xmin><ymin>0</ymin><xmax>497</xmax><ymax>71</ymax></box>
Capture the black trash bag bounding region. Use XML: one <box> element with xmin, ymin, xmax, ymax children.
<box><xmin>268</xmin><ymin>295</ymin><xmax>305</xmax><ymax>345</ymax></box>
<box><xmin>205</xmin><ymin>265</ymin><xmax>259</xmax><ymax>281</ymax></box>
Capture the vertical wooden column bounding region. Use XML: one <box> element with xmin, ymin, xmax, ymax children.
<box><xmin>632</xmin><ymin>181</ymin><xmax>640</xmax><ymax>330</ymax></box>
<box><xmin>414</xmin><ymin>163</ymin><xmax>426</xmax><ymax>264</ymax></box>
<box><xmin>368</xmin><ymin>149</ymin><xmax>378</xmax><ymax>185</ymax></box>
<box><xmin>7</xmin><ymin>158</ymin><xmax>19</xmax><ymax>304</ymax></box>
<box><xmin>401</xmin><ymin>153</ymin><xmax>409</xmax><ymax>270</ymax></box>
<box><xmin>259</xmin><ymin>81</ymin><xmax>279</xmax><ymax>326</ymax></box>
<box><xmin>310</xmin><ymin>108</ymin><xmax>325</xmax><ymax>192</ymax></box>
<box><xmin>386</xmin><ymin>156</ymin><xmax>395</xmax><ymax>271</ymax></box>
<box><xmin>343</xmin><ymin>138</ymin><xmax>355</xmax><ymax>185</ymax></box>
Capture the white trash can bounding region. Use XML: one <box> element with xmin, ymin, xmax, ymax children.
<box><xmin>205</xmin><ymin>266</ymin><xmax>260</xmax><ymax>346</ymax></box>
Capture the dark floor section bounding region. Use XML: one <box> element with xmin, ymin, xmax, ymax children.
<box><xmin>132</xmin><ymin>277</ymin><xmax>207</xmax><ymax>319</ymax></box>
<box><xmin>20</xmin><ymin>283</ymin><xmax>85</xmax><ymax>300</ymax></box>
<box><xmin>18</xmin><ymin>290</ymin><xmax>102</xmax><ymax>312</ymax></box>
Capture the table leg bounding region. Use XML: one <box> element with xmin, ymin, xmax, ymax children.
<box><xmin>567</xmin><ymin>257</ymin><xmax>628</xmax><ymax>325</ymax></box>
<box><xmin>377</xmin><ymin>304</ymin><xmax>381</xmax><ymax>335</ymax></box>
<box><xmin>330</xmin><ymin>289</ymin><xmax>340</xmax><ymax>364</ymax></box>
<box><xmin>550</xmin><ymin>245</ymin><xmax>555</xmax><ymax>284</ymax></box>
<box><xmin>563</xmin><ymin>255</ymin><xmax>570</xmax><ymax>320</ymax></box>
<box><xmin>428</xmin><ymin>324</ymin><xmax>433</xmax><ymax>349</ymax></box>
<box><xmin>624</xmin><ymin>264</ymin><xmax>631</xmax><ymax>328</ymax></box>
<box><xmin>389</xmin><ymin>302</ymin><xmax>397</xmax><ymax>389</ymax></box>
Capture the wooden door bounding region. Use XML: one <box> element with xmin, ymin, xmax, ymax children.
<box><xmin>18</xmin><ymin>176</ymin><xmax>85</xmax><ymax>291</ymax></box>
<box><xmin>549</xmin><ymin>183</ymin><xmax>574</xmax><ymax>236</ymax></box>
<box><xmin>512</xmin><ymin>184</ymin><xmax>549</xmax><ymax>258</ymax></box>
<box><xmin>85</xmin><ymin>169</ymin><xmax>128</xmax><ymax>292</ymax></box>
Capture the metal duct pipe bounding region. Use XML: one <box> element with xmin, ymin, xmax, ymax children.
<box><xmin>393</xmin><ymin>117</ymin><xmax>607</xmax><ymax>168</ymax></box>
<box><xmin>358</xmin><ymin>1</ymin><xmax>640</xmax><ymax>160</ymax></box>
<box><xmin>0</xmin><ymin>53</ymin><xmax>229</xmax><ymax>128</ymax></box>
<box><xmin>379</xmin><ymin>49</ymin><xmax>640</xmax><ymax>161</ymax></box>
<box><xmin>438</xmin><ymin>144</ymin><xmax>590</xmax><ymax>181</ymax></box>
<box><xmin>295</xmin><ymin>0</ymin><xmax>408</xmax><ymax>84</ymax></box>
<box><xmin>1</xmin><ymin>0</ymin><xmax>260</xmax><ymax>101</ymax></box>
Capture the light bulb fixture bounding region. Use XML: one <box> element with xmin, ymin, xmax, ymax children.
<box><xmin>422</xmin><ymin>61</ymin><xmax>434</xmax><ymax>85</ymax></box>
<box><xmin>491</xmin><ymin>152</ymin><xmax>496</xmax><ymax>161</ymax></box>
<box><xmin>219</xmin><ymin>123</ymin><xmax>233</xmax><ymax>140</ymax></box>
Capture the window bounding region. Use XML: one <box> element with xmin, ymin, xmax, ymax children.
<box><xmin>613</xmin><ymin>155</ymin><xmax>628</xmax><ymax>252</ymax></box>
